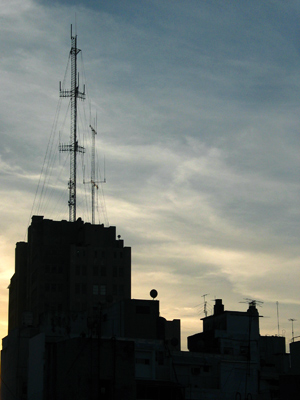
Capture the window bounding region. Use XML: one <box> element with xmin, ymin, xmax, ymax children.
<box><xmin>119</xmin><ymin>267</ymin><xmax>124</xmax><ymax>277</ymax></box>
<box><xmin>93</xmin><ymin>285</ymin><xmax>99</xmax><ymax>295</ymax></box>
<box><xmin>100</xmin><ymin>285</ymin><xmax>106</xmax><ymax>295</ymax></box>
<box><xmin>101</xmin><ymin>266</ymin><xmax>107</xmax><ymax>277</ymax></box>
<box><xmin>113</xmin><ymin>266</ymin><xmax>117</xmax><ymax>277</ymax></box>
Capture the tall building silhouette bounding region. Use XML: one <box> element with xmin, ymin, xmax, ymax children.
<box><xmin>8</xmin><ymin>216</ymin><xmax>131</xmax><ymax>333</ymax></box>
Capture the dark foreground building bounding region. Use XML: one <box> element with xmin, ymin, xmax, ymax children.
<box><xmin>1</xmin><ymin>216</ymin><xmax>298</xmax><ymax>400</ymax></box>
<box><xmin>1</xmin><ymin>216</ymin><xmax>181</xmax><ymax>400</ymax></box>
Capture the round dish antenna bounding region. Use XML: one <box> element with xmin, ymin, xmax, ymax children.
<box><xmin>150</xmin><ymin>289</ymin><xmax>158</xmax><ymax>299</ymax></box>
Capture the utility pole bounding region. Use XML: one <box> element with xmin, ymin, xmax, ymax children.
<box><xmin>59</xmin><ymin>25</ymin><xmax>85</xmax><ymax>222</ymax></box>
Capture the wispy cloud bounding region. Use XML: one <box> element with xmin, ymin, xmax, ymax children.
<box><xmin>0</xmin><ymin>0</ymin><xmax>300</xmax><ymax>346</ymax></box>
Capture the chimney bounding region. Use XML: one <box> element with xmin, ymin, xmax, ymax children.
<box><xmin>214</xmin><ymin>299</ymin><xmax>224</xmax><ymax>315</ymax></box>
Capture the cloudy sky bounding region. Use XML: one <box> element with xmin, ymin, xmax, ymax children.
<box><xmin>1</xmin><ymin>0</ymin><xmax>300</xmax><ymax>349</ymax></box>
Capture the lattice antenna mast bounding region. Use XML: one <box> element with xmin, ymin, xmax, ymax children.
<box><xmin>59</xmin><ymin>25</ymin><xmax>85</xmax><ymax>222</ymax></box>
<box><xmin>84</xmin><ymin>123</ymin><xmax>106</xmax><ymax>224</ymax></box>
<box><xmin>90</xmin><ymin>124</ymin><xmax>97</xmax><ymax>225</ymax></box>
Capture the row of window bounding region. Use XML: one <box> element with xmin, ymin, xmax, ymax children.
<box><xmin>44</xmin><ymin>264</ymin><xmax>126</xmax><ymax>278</ymax></box>
<box><xmin>43</xmin><ymin>282</ymin><xmax>126</xmax><ymax>296</ymax></box>
<box><xmin>77</xmin><ymin>265</ymin><xmax>125</xmax><ymax>278</ymax></box>
<box><xmin>76</xmin><ymin>250</ymin><xmax>124</xmax><ymax>259</ymax></box>
<box><xmin>75</xmin><ymin>283</ymin><xmax>125</xmax><ymax>297</ymax></box>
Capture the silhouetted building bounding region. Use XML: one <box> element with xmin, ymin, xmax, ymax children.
<box><xmin>1</xmin><ymin>217</ymin><xmax>296</xmax><ymax>400</ymax></box>
<box><xmin>1</xmin><ymin>216</ymin><xmax>182</xmax><ymax>400</ymax></box>
<box><xmin>8</xmin><ymin>215</ymin><xmax>131</xmax><ymax>332</ymax></box>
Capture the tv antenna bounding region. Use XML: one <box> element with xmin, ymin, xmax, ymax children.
<box><xmin>289</xmin><ymin>318</ymin><xmax>297</xmax><ymax>343</ymax></box>
<box><xmin>240</xmin><ymin>298</ymin><xmax>264</xmax><ymax>308</ymax></box>
<box><xmin>202</xmin><ymin>293</ymin><xmax>209</xmax><ymax>317</ymax></box>
<box><xmin>59</xmin><ymin>25</ymin><xmax>86</xmax><ymax>222</ymax></box>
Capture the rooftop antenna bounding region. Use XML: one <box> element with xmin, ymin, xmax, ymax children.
<box><xmin>240</xmin><ymin>298</ymin><xmax>264</xmax><ymax>308</ymax></box>
<box><xmin>276</xmin><ymin>301</ymin><xmax>280</xmax><ymax>336</ymax></box>
<box><xmin>59</xmin><ymin>25</ymin><xmax>86</xmax><ymax>222</ymax></box>
<box><xmin>84</xmin><ymin>116</ymin><xmax>106</xmax><ymax>224</ymax></box>
<box><xmin>289</xmin><ymin>318</ymin><xmax>297</xmax><ymax>343</ymax></box>
<box><xmin>202</xmin><ymin>293</ymin><xmax>209</xmax><ymax>317</ymax></box>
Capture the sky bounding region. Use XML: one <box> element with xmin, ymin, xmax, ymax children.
<box><xmin>0</xmin><ymin>0</ymin><xmax>300</xmax><ymax>350</ymax></box>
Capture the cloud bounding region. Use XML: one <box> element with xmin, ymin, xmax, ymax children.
<box><xmin>0</xmin><ymin>0</ymin><xmax>300</xmax><ymax>348</ymax></box>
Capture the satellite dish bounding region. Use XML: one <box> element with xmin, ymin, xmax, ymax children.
<box><xmin>150</xmin><ymin>289</ymin><xmax>158</xmax><ymax>299</ymax></box>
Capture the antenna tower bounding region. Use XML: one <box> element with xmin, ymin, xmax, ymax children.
<box><xmin>84</xmin><ymin>123</ymin><xmax>106</xmax><ymax>224</ymax></box>
<box><xmin>59</xmin><ymin>25</ymin><xmax>86</xmax><ymax>222</ymax></box>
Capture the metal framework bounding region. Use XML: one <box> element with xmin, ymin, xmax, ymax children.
<box><xmin>90</xmin><ymin>124</ymin><xmax>97</xmax><ymax>225</ymax></box>
<box><xmin>59</xmin><ymin>25</ymin><xmax>85</xmax><ymax>222</ymax></box>
<box><xmin>84</xmin><ymin>124</ymin><xmax>106</xmax><ymax>224</ymax></box>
